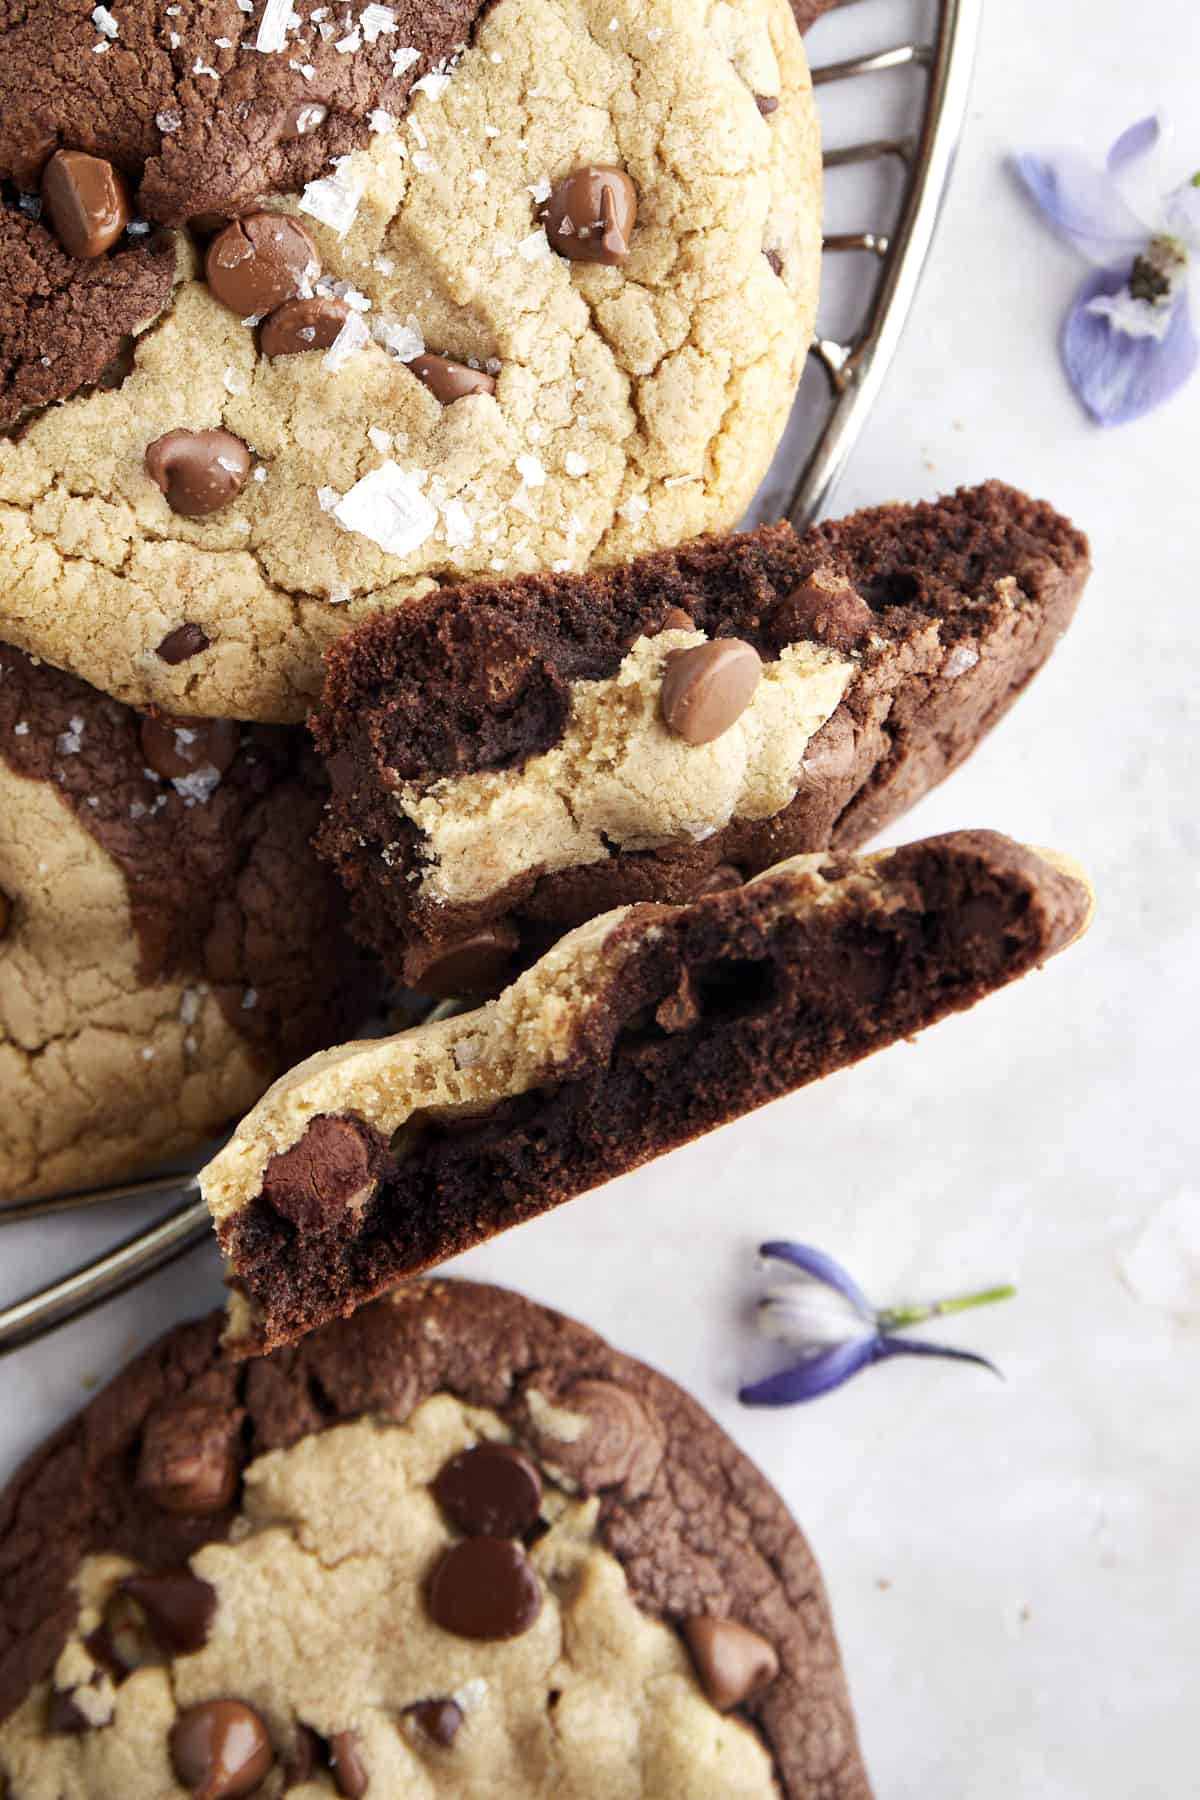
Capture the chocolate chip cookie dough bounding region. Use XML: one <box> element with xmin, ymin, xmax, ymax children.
<box><xmin>0</xmin><ymin>0</ymin><xmax>822</xmax><ymax>722</ymax></box>
<box><xmin>0</xmin><ymin>645</ymin><xmax>373</xmax><ymax>1205</ymax></box>
<box><xmin>202</xmin><ymin>830</ymin><xmax>1093</xmax><ymax>1356</ymax></box>
<box><xmin>313</xmin><ymin>482</ymin><xmax>1090</xmax><ymax>994</ymax></box>
<box><xmin>0</xmin><ymin>1280</ymin><xmax>871</xmax><ymax>1797</ymax></box>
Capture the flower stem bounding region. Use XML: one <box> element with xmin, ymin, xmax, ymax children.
<box><xmin>876</xmin><ymin>1284</ymin><xmax>1016</xmax><ymax>1333</ymax></box>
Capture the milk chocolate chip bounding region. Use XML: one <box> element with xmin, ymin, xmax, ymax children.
<box><xmin>541</xmin><ymin>166</ymin><xmax>638</xmax><ymax>264</ymax></box>
<box><xmin>136</xmin><ymin>1400</ymin><xmax>242</xmax><ymax>1514</ymax></box>
<box><xmin>40</xmin><ymin>150</ymin><xmax>131</xmax><ymax>259</ymax></box>
<box><xmin>205</xmin><ymin>213</ymin><xmax>319</xmax><ymax>316</ymax></box>
<box><xmin>261</xmin><ymin>296</ymin><xmax>351</xmax><ymax>357</ymax></box>
<box><xmin>140</xmin><ymin>714</ymin><xmax>240</xmax><ymax>783</ymax></box>
<box><xmin>659</xmin><ymin>606</ymin><xmax>696</xmax><ymax>633</ymax></box>
<box><xmin>682</xmin><ymin>1616</ymin><xmax>779</xmax><ymax>1712</ymax></box>
<box><xmin>260</xmin><ymin>1114</ymin><xmax>381</xmax><ymax>1230</ymax></box>
<box><xmin>660</xmin><ymin>639</ymin><xmax>762</xmax><ymax>743</ymax></box>
<box><xmin>524</xmin><ymin>1378</ymin><xmax>663</xmax><ymax>1495</ymax></box>
<box><xmin>755</xmin><ymin>94</ymin><xmax>780</xmax><ymax>115</ymax></box>
<box><xmin>427</xmin><ymin>1537</ymin><xmax>542</xmax><ymax>1640</ymax></box>
<box><xmin>433</xmin><ymin>1442</ymin><xmax>543</xmax><ymax>1538</ymax></box>
<box><xmin>406</xmin><ymin>1699</ymin><xmax>464</xmax><ymax>1747</ymax></box>
<box><xmin>409</xmin><ymin>354</ymin><xmax>497</xmax><ymax>405</ymax></box>
<box><xmin>157</xmin><ymin>623</ymin><xmax>211</xmax><ymax>665</ymax></box>
<box><xmin>145</xmin><ymin>430</ymin><xmax>251</xmax><ymax>517</ymax></box>
<box><xmin>170</xmin><ymin>1699</ymin><xmax>274</xmax><ymax>1798</ymax></box>
<box><xmin>404</xmin><ymin>923</ymin><xmax>520</xmax><ymax>998</ymax></box>
<box><xmin>776</xmin><ymin>574</ymin><xmax>874</xmax><ymax>654</ymax></box>
<box><xmin>329</xmin><ymin>1731</ymin><xmax>369</xmax><ymax>1798</ymax></box>
<box><xmin>121</xmin><ymin>1572</ymin><xmax>217</xmax><ymax>1656</ymax></box>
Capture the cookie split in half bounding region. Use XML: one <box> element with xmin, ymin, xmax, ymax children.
<box><xmin>313</xmin><ymin>481</ymin><xmax>1090</xmax><ymax>995</ymax></box>
<box><xmin>202</xmin><ymin>829</ymin><xmax>1093</xmax><ymax>1356</ymax></box>
<box><xmin>0</xmin><ymin>1279</ymin><xmax>871</xmax><ymax>1799</ymax></box>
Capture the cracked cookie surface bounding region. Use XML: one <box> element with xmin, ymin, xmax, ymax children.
<box><xmin>0</xmin><ymin>0</ymin><xmax>820</xmax><ymax>722</ymax></box>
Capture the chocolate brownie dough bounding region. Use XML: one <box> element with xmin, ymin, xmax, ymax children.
<box><xmin>313</xmin><ymin>482</ymin><xmax>1091</xmax><ymax>992</ymax></box>
<box><xmin>0</xmin><ymin>1280</ymin><xmax>871</xmax><ymax>1798</ymax></box>
<box><xmin>0</xmin><ymin>0</ymin><xmax>823</xmax><ymax>721</ymax></box>
<box><xmin>0</xmin><ymin>645</ymin><xmax>373</xmax><ymax>1204</ymax></box>
<box><xmin>202</xmin><ymin>831</ymin><xmax>1093</xmax><ymax>1354</ymax></box>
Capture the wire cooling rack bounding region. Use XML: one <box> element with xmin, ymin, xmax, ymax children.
<box><xmin>0</xmin><ymin>0</ymin><xmax>980</xmax><ymax>1356</ymax></box>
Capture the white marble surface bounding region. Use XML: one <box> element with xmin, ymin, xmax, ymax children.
<box><xmin>3</xmin><ymin>1</ymin><xmax>1197</xmax><ymax>1792</ymax></box>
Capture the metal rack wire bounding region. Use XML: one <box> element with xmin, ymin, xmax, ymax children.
<box><xmin>0</xmin><ymin>0</ymin><xmax>980</xmax><ymax>1356</ymax></box>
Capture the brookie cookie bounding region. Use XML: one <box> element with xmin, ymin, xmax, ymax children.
<box><xmin>313</xmin><ymin>481</ymin><xmax>1090</xmax><ymax>994</ymax></box>
<box><xmin>202</xmin><ymin>830</ymin><xmax>1093</xmax><ymax>1355</ymax></box>
<box><xmin>0</xmin><ymin>644</ymin><xmax>373</xmax><ymax>1205</ymax></box>
<box><xmin>0</xmin><ymin>0</ymin><xmax>822</xmax><ymax>723</ymax></box>
<box><xmin>0</xmin><ymin>1278</ymin><xmax>871</xmax><ymax>1798</ymax></box>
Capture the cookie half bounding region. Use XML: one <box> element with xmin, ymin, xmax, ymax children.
<box><xmin>0</xmin><ymin>645</ymin><xmax>373</xmax><ymax>1204</ymax></box>
<box><xmin>0</xmin><ymin>1279</ymin><xmax>871</xmax><ymax>1799</ymax></box>
<box><xmin>313</xmin><ymin>481</ymin><xmax>1090</xmax><ymax>995</ymax></box>
<box><xmin>0</xmin><ymin>0</ymin><xmax>821</xmax><ymax>722</ymax></box>
<box><xmin>202</xmin><ymin>830</ymin><xmax>1092</xmax><ymax>1355</ymax></box>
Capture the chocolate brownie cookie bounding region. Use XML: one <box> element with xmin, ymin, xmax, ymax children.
<box><xmin>203</xmin><ymin>830</ymin><xmax>1092</xmax><ymax>1355</ymax></box>
<box><xmin>0</xmin><ymin>644</ymin><xmax>374</xmax><ymax>1205</ymax></box>
<box><xmin>313</xmin><ymin>482</ymin><xmax>1090</xmax><ymax>993</ymax></box>
<box><xmin>0</xmin><ymin>0</ymin><xmax>822</xmax><ymax>723</ymax></box>
<box><xmin>0</xmin><ymin>1279</ymin><xmax>871</xmax><ymax>1798</ymax></box>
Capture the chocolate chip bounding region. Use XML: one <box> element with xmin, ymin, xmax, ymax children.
<box><xmin>121</xmin><ymin>1572</ymin><xmax>217</xmax><ymax>1656</ymax></box>
<box><xmin>281</xmin><ymin>101</ymin><xmax>329</xmax><ymax>142</ymax></box>
<box><xmin>404</xmin><ymin>923</ymin><xmax>520</xmax><ymax>999</ymax></box>
<box><xmin>136</xmin><ymin>1400</ymin><xmax>243</xmax><ymax>1514</ymax></box>
<box><xmin>47</xmin><ymin>1683</ymin><xmax>99</xmax><ymax>1734</ymax></box>
<box><xmin>139</xmin><ymin>714</ymin><xmax>240</xmax><ymax>784</ymax></box>
<box><xmin>433</xmin><ymin>1442</ymin><xmax>543</xmax><ymax>1538</ymax></box>
<box><xmin>406</xmin><ymin>1699</ymin><xmax>464</xmax><ymax>1747</ymax></box>
<box><xmin>205</xmin><ymin>213</ymin><xmax>320</xmax><ymax>316</ymax></box>
<box><xmin>86</xmin><ymin>1591</ymin><xmax>154</xmax><ymax>1677</ymax></box>
<box><xmin>145</xmin><ymin>429</ymin><xmax>251</xmax><ymax>518</ymax></box>
<box><xmin>774</xmin><ymin>574</ymin><xmax>875</xmax><ymax>654</ymax></box>
<box><xmin>0</xmin><ymin>890</ymin><xmax>10</xmax><ymax>940</ymax></box>
<box><xmin>427</xmin><ymin>1538</ymin><xmax>542</xmax><ymax>1640</ymax></box>
<box><xmin>170</xmin><ymin>1699</ymin><xmax>274</xmax><ymax>1798</ymax></box>
<box><xmin>40</xmin><ymin>150</ymin><xmax>131</xmax><ymax>259</ymax></box>
<box><xmin>659</xmin><ymin>606</ymin><xmax>696</xmax><ymax>633</ymax></box>
<box><xmin>692</xmin><ymin>863</ymin><xmax>743</xmax><ymax>899</ymax></box>
<box><xmin>660</xmin><ymin>639</ymin><xmax>762</xmax><ymax>744</ymax></box>
<box><xmin>755</xmin><ymin>94</ymin><xmax>780</xmax><ymax>115</ymax></box>
<box><xmin>261</xmin><ymin>296</ymin><xmax>351</xmax><ymax>357</ymax></box>
<box><xmin>764</xmin><ymin>248</ymin><xmax>784</xmax><ymax>277</ymax></box>
<box><xmin>541</xmin><ymin>166</ymin><xmax>638</xmax><ymax>264</ymax></box>
<box><xmin>523</xmin><ymin>1378</ymin><xmax>664</xmax><ymax>1495</ymax></box>
<box><xmin>682</xmin><ymin>1616</ymin><xmax>779</xmax><ymax>1712</ymax></box>
<box><xmin>157</xmin><ymin>623</ymin><xmax>211</xmax><ymax>665</ymax></box>
<box><xmin>329</xmin><ymin>1731</ymin><xmax>369</xmax><ymax>1797</ymax></box>
<box><xmin>285</xmin><ymin>1725</ymin><xmax>322</xmax><ymax>1784</ymax></box>
<box><xmin>260</xmin><ymin>1115</ymin><xmax>381</xmax><ymax>1230</ymax></box>
<box><xmin>409</xmin><ymin>354</ymin><xmax>497</xmax><ymax>405</ymax></box>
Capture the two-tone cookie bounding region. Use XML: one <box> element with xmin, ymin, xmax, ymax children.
<box><xmin>0</xmin><ymin>0</ymin><xmax>821</xmax><ymax>722</ymax></box>
<box><xmin>201</xmin><ymin>829</ymin><xmax>1092</xmax><ymax>1355</ymax></box>
<box><xmin>0</xmin><ymin>1279</ymin><xmax>871</xmax><ymax>1798</ymax></box>
<box><xmin>0</xmin><ymin>645</ymin><xmax>373</xmax><ymax>1205</ymax></box>
<box><xmin>312</xmin><ymin>481</ymin><xmax>1090</xmax><ymax>995</ymax></box>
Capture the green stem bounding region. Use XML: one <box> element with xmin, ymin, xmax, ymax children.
<box><xmin>876</xmin><ymin>1284</ymin><xmax>1016</xmax><ymax>1333</ymax></box>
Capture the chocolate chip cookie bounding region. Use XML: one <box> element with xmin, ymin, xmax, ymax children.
<box><xmin>0</xmin><ymin>0</ymin><xmax>822</xmax><ymax>722</ymax></box>
<box><xmin>0</xmin><ymin>1279</ymin><xmax>871</xmax><ymax>1797</ymax></box>
<box><xmin>202</xmin><ymin>830</ymin><xmax>1093</xmax><ymax>1356</ymax></box>
<box><xmin>312</xmin><ymin>481</ymin><xmax>1090</xmax><ymax>994</ymax></box>
<box><xmin>0</xmin><ymin>644</ymin><xmax>373</xmax><ymax>1204</ymax></box>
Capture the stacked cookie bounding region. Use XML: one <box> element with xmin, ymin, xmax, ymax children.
<box><xmin>0</xmin><ymin>4</ymin><xmax>1094</xmax><ymax>1796</ymax></box>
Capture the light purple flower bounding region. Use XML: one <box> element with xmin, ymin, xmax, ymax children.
<box><xmin>738</xmin><ymin>1241</ymin><xmax>1013</xmax><ymax>1407</ymax></box>
<box><xmin>1011</xmin><ymin>115</ymin><xmax>1200</xmax><ymax>425</ymax></box>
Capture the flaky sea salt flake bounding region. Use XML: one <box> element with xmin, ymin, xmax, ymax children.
<box><xmin>92</xmin><ymin>5</ymin><xmax>119</xmax><ymax>37</ymax></box>
<box><xmin>323</xmin><ymin>309</ymin><xmax>371</xmax><ymax>370</ymax></box>
<box><xmin>391</xmin><ymin>45</ymin><xmax>420</xmax><ymax>73</ymax></box>
<box><xmin>256</xmin><ymin>0</ymin><xmax>296</xmax><ymax>49</ymax></box>
<box><xmin>517</xmin><ymin>228</ymin><xmax>551</xmax><ymax>263</ymax></box>
<box><xmin>299</xmin><ymin>159</ymin><xmax>366</xmax><ymax>237</ymax></box>
<box><xmin>332</xmin><ymin>461</ymin><xmax>438</xmax><ymax>557</ymax></box>
<box><xmin>515</xmin><ymin>453</ymin><xmax>545</xmax><ymax>488</ymax></box>
<box><xmin>156</xmin><ymin>109</ymin><xmax>182</xmax><ymax>132</ymax></box>
<box><xmin>361</xmin><ymin>4</ymin><xmax>398</xmax><ymax>42</ymax></box>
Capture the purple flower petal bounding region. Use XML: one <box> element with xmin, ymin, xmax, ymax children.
<box><xmin>757</xmin><ymin>1241</ymin><xmax>874</xmax><ymax>1316</ymax></box>
<box><xmin>874</xmin><ymin>1336</ymin><xmax>1002</xmax><ymax>1378</ymax></box>
<box><xmin>1062</xmin><ymin>264</ymin><xmax>1199</xmax><ymax>424</ymax></box>
<box><xmin>1106</xmin><ymin>114</ymin><xmax>1163</xmax><ymax>176</ymax></box>
<box><xmin>1010</xmin><ymin>151</ymin><xmax>1147</xmax><ymax>266</ymax></box>
<box><xmin>739</xmin><ymin>1337</ymin><xmax>879</xmax><ymax>1407</ymax></box>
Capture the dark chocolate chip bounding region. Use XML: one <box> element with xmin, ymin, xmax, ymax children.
<box><xmin>660</xmin><ymin>639</ymin><xmax>762</xmax><ymax>744</ymax></box>
<box><xmin>427</xmin><ymin>1537</ymin><xmax>542</xmax><ymax>1641</ymax></box>
<box><xmin>260</xmin><ymin>1115</ymin><xmax>380</xmax><ymax>1231</ymax></box>
<box><xmin>432</xmin><ymin>1442</ymin><xmax>543</xmax><ymax>1538</ymax></box>
<box><xmin>329</xmin><ymin>1731</ymin><xmax>369</xmax><ymax>1797</ymax></box>
<box><xmin>261</xmin><ymin>296</ymin><xmax>351</xmax><ymax>357</ymax></box>
<box><xmin>404</xmin><ymin>923</ymin><xmax>520</xmax><ymax>999</ymax></box>
<box><xmin>682</xmin><ymin>1616</ymin><xmax>779</xmax><ymax>1712</ymax></box>
<box><xmin>0</xmin><ymin>890</ymin><xmax>10</xmax><ymax>940</ymax></box>
<box><xmin>774</xmin><ymin>575</ymin><xmax>875</xmax><ymax>654</ymax></box>
<box><xmin>541</xmin><ymin>166</ymin><xmax>638</xmax><ymax>264</ymax></box>
<box><xmin>121</xmin><ymin>1572</ymin><xmax>217</xmax><ymax>1656</ymax></box>
<box><xmin>205</xmin><ymin>213</ymin><xmax>320</xmax><ymax>316</ymax></box>
<box><xmin>145</xmin><ymin>429</ymin><xmax>251</xmax><ymax>517</ymax></box>
<box><xmin>755</xmin><ymin>94</ymin><xmax>780</xmax><ymax>115</ymax></box>
<box><xmin>409</xmin><ymin>354</ymin><xmax>497</xmax><ymax>405</ymax></box>
<box><xmin>136</xmin><ymin>1400</ymin><xmax>243</xmax><ymax>1514</ymax></box>
<box><xmin>139</xmin><ymin>714</ymin><xmax>240</xmax><ymax>783</ymax></box>
<box><xmin>170</xmin><ymin>1699</ymin><xmax>274</xmax><ymax>1798</ymax></box>
<box><xmin>47</xmin><ymin>1683</ymin><xmax>99</xmax><ymax>1735</ymax></box>
<box><xmin>157</xmin><ymin>623</ymin><xmax>211</xmax><ymax>665</ymax></box>
<box><xmin>406</xmin><ymin>1698</ymin><xmax>464</xmax><ymax>1747</ymax></box>
<box><xmin>40</xmin><ymin>150</ymin><xmax>131</xmax><ymax>259</ymax></box>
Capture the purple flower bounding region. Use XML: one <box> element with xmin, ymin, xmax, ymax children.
<box><xmin>1011</xmin><ymin>115</ymin><xmax>1200</xmax><ymax>424</ymax></box>
<box><xmin>739</xmin><ymin>1242</ymin><xmax>1014</xmax><ymax>1407</ymax></box>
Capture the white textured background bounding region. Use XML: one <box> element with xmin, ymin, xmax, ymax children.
<box><xmin>3</xmin><ymin>1</ymin><xmax>1197</xmax><ymax>1793</ymax></box>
